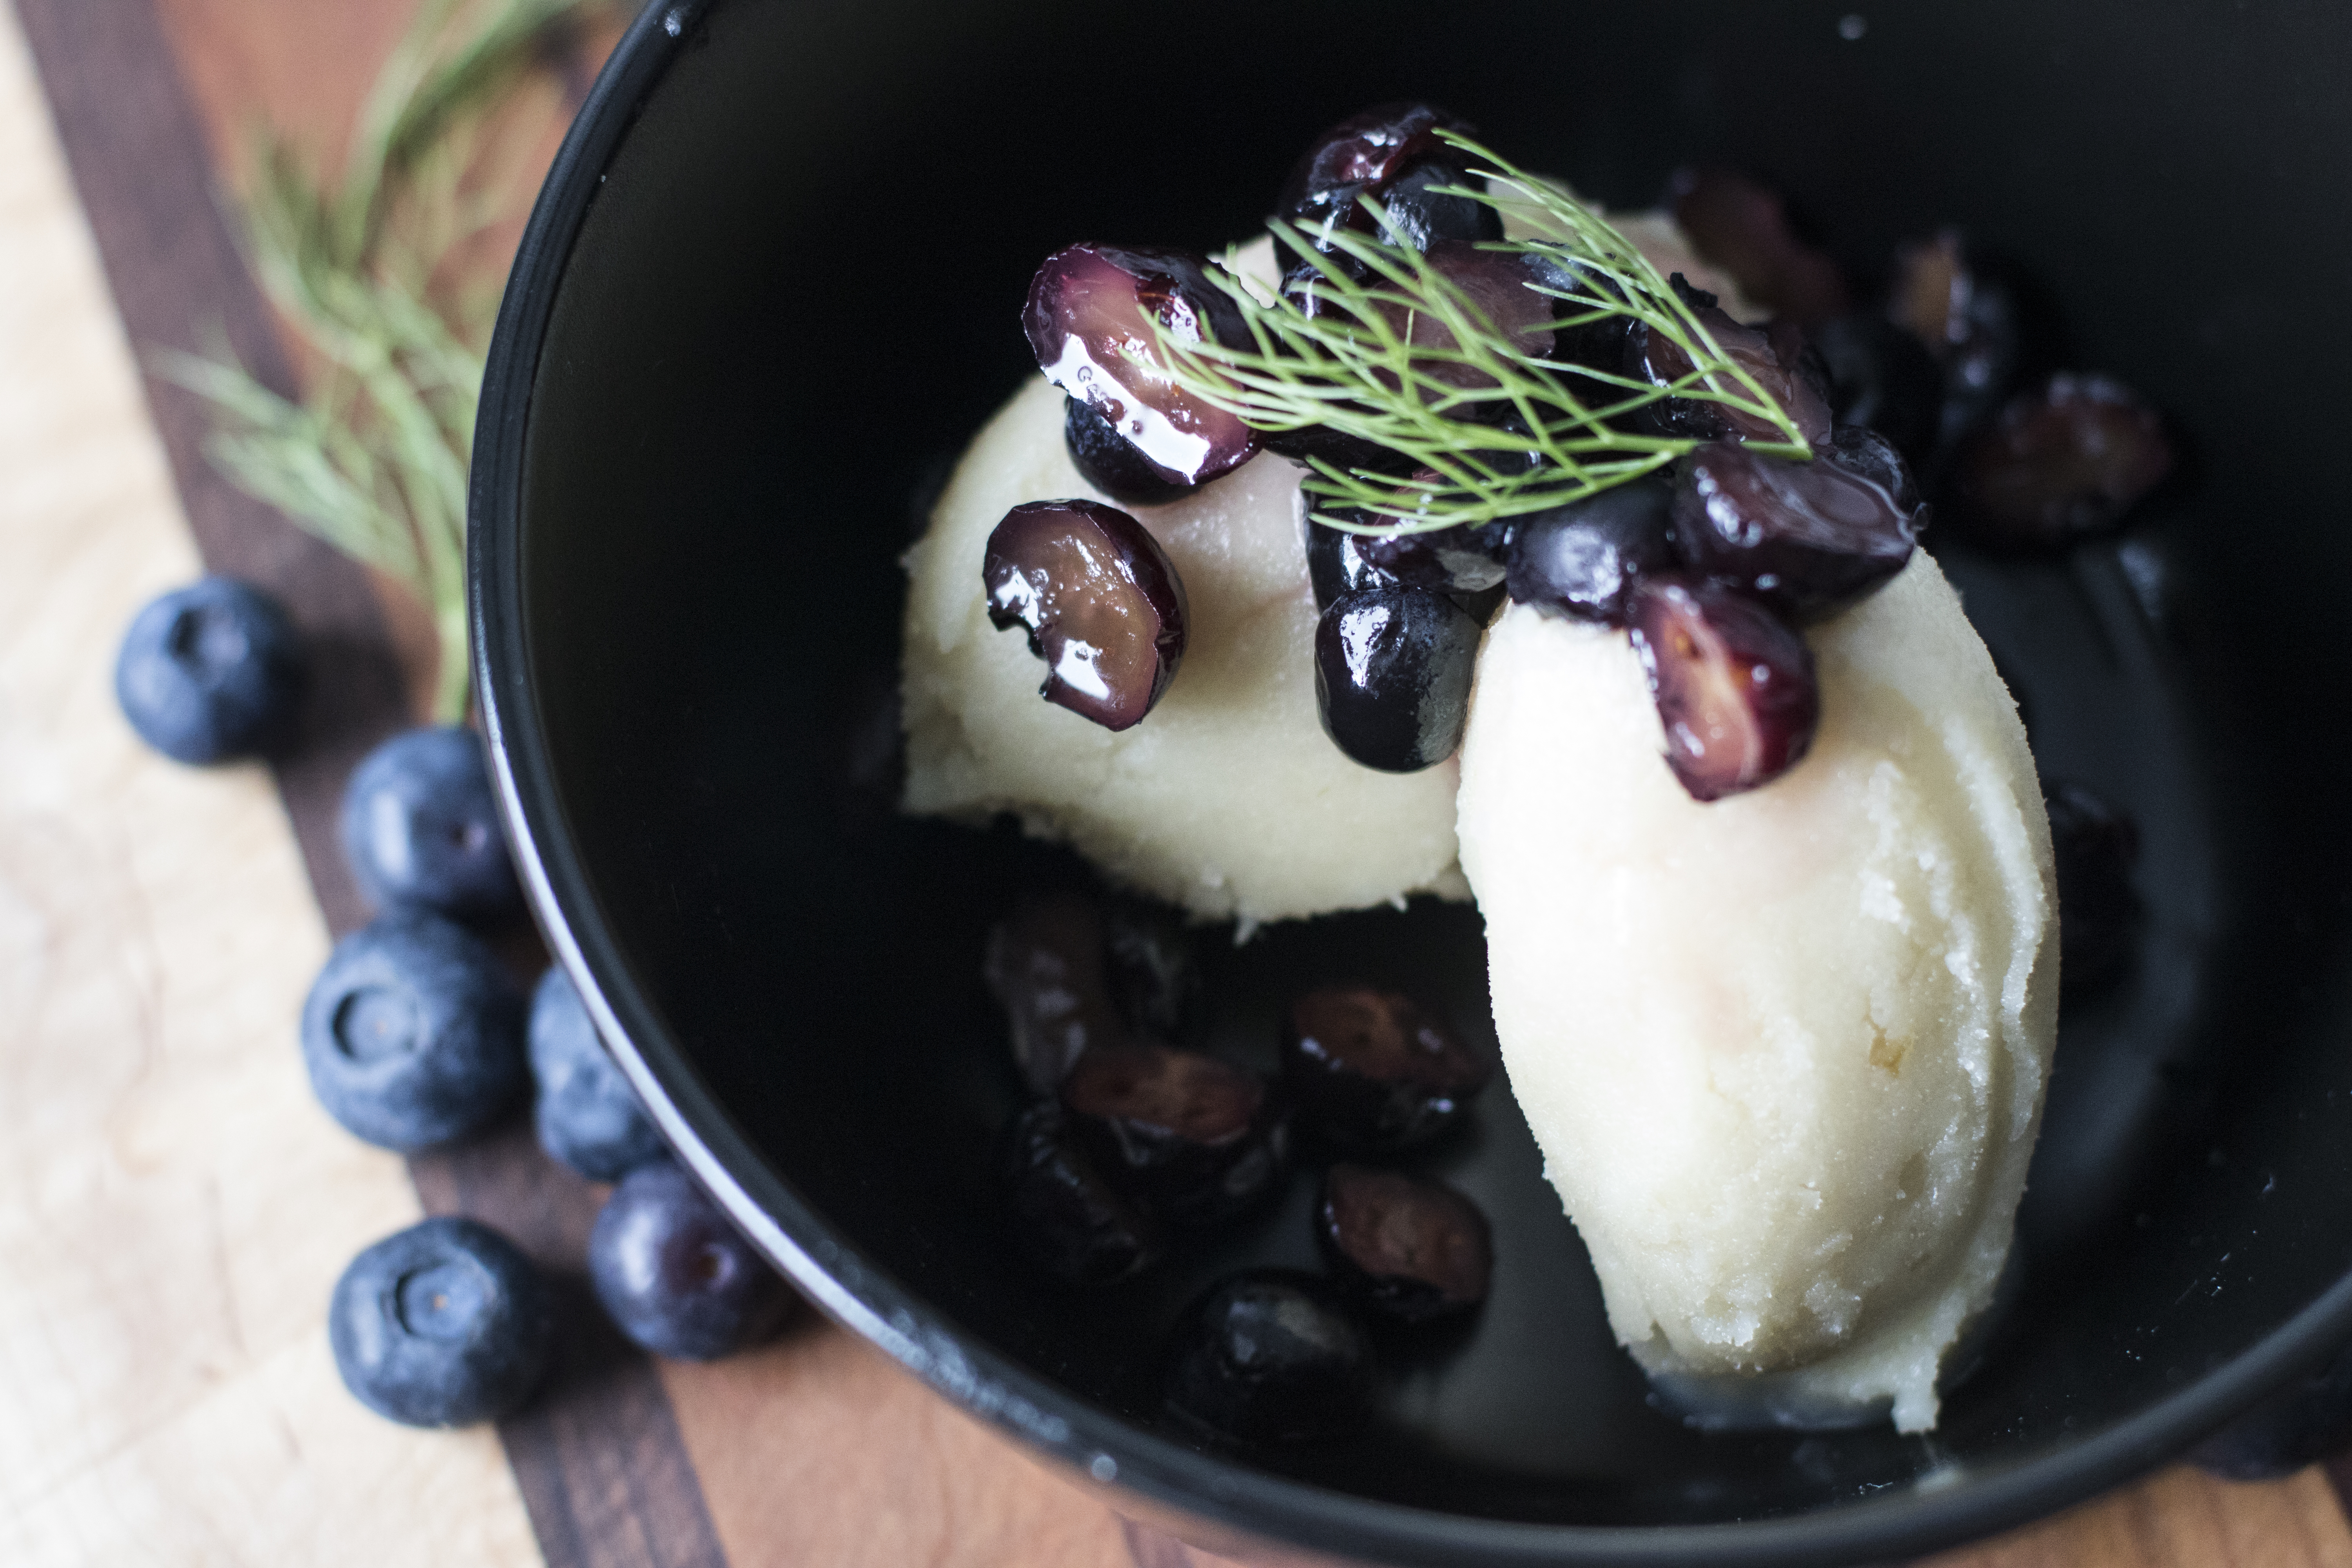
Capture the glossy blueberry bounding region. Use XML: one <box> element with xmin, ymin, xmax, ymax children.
<box><xmin>1276</xmin><ymin>102</ymin><xmax>1481</xmax><ymax>253</ymax></box>
<box><xmin>1668</xmin><ymin>433</ymin><xmax>1923</xmax><ymax>623</ymax></box>
<box><xmin>1630</xmin><ymin>575</ymin><xmax>1820</xmax><ymax>802</ymax></box>
<box><xmin>114</xmin><ymin>575</ymin><xmax>303</xmax><ymax>764</ymax></box>
<box><xmin>1165</xmin><ymin>1270</ymin><xmax>1373</xmax><ymax>1444</ymax></box>
<box><xmin>1352</xmin><ymin>517</ymin><xmax>1513</xmax><ymax>597</ymax></box>
<box><xmin>983</xmin><ymin>890</ymin><xmax>1124</xmax><ymax>1093</ymax></box>
<box><xmin>589</xmin><ymin>1159</ymin><xmax>794</xmax><ymax>1361</ymax></box>
<box><xmin>1002</xmin><ymin>1100</ymin><xmax>1164</xmax><ymax>1286</ymax></box>
<box><xmin>2047</xmin><ymin>782</ymin><xmax>2142</xmax><ymax>997</ymax></box>
<box><xmin>329</xmin><ymin>1216</ymin><xmax>554</xmax><ymax>1427</ymax></box>
<box><xmin>1060</xmin><ymin>1044</ymin><xmax>1288</xmax><ymax>1229</ymax></box>
<box><xmin>1504</xmin><ymin>478</ymin><xmax>1677</xmax><ymax>625</ymax></box>
<box><xmin>985</xmin><ymin>500</ymin><xmax>1189</xmax><ymax>731</ymax></box>
<box><xmin>1314</xmin><ymin>585</ymin><xmax>1481</xmax><ymax>773</ymax></box>
<box><xmin>2192</xmin><ymin>1343</ymin><xmax>2352</xmax><ymax>1481</ymax></box>
<box><xmin>300</xmin><ymin>911</ymin><xmax>527</xmax><ymax>1151</ymax></box>
<box><xmin>340</xmin><ymin>726</ymin><xmax>522</xmax><ymax>923</ymax></box>
<box><xmin>529</xmin><ymin>966</ymin><xmax>664</xmax><ymax>1181</ymax></box>
<box><xmin>1318</xmin><ymin>1163</ymin><xmax>1494</xmax><ymax>1321</ymax></box>
<box><xmin>1063</xmin><ymin>396</ymin><xmax>1196</xmax><ymax>507</ymax></box>
<box><xmin>1809</xmin><ymin>314</ymin><xmax>1944</xmax><ymax>469</ymax></box>
<box><xmin>1304</xmin><ymin>515</ymin><xmax>1385</xmax><ymax>612</ymax></box>
<box><xmin>1625</xmin><ymin>278</ymin><xmax>1832</xmax><ymax>449</ymax></box>
<box><xmin>1282</xmin><ymin>985</ymin><xmax>1494</xmax><ymax>1151</ymax></box>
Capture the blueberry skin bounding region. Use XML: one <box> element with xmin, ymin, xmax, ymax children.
<box><xmin>1505</xmin><ymin>479</ymin><xmax>1677</xmax><ymax>625</ymax></box>
<box><xmin>329</xmin><ymin>1216</ymin><xmax>555</xmax><ymax>1427</ymax></box>
<box><xmin>530</xmin><ymin>966</ymin><xmax>665</xmax><ymax>1181</ymax></box>
<box><xmin>114</xmin><ymin>576</ymin><xmax>303</xmax><ymax>764</ymax></box>
<box><xmin>589</xmin><ymin>1160</ymin><xmax>794</xmax><ymax>1361</ymax></box>
<box><xmin>300</xmin><ymin>912</ymin><xmax>528</xmax><ymax>1151</ymax></box>
<box><xmin>340</xmin><ymin>726</ymin><xmax>523</xmax><ymax>922</ymax></box>
<box><xmin>1164</xmin><ymin>1270</ymin><xmax>1374</xmax><ymax>1444</ymax></box>
<box><xmin>1313</xmin><ymin>585</ymin><xmax>1481</xmax><ymax>772</ymax></box>
<box><xmin>2192</xmin><ymin>1342</ymin><xmax>2352</xmax><ymax>1481</ymax></box>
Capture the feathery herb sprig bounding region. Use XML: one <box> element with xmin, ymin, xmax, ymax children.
<box><xmin>156</xmin><ymin>0</ymin><xmax>604</xmax><ymax>723</ymax></box>
<box><xmin>1156</xmin><ymin>132</ymin><xmax>1811</xmax><ymax>537</ymax></box>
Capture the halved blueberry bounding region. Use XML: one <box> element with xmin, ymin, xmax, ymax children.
<box><xmin>329</xmin><ymin>1216</ymin><xmax>554</xmax><ymax>1427</ymax></box>
<box><xmin>1629</xmin><ymin>575</ymin><xmax>1820</xmax><ymax>802</ymax></box>
<box><xmin>1002</xmin><ymin>1100</ymin><xmax>1164</xmax><ymax>1286</ymax></box>
<box><xmin>114</xmin><ymin>575</ymin><xmax>303</xmax><ymax>764</ymax></box>
<box><xmin>1625</xmin><ymin>279</ymin><xmax>1832</xmax><ymax>449</ymax></box>
<box><xmin>339</xmin><ymin>726</ymin><xmax>522</xmax><ymax>924</ymax></box>
<box><xmin>528</xmin><ymin>966</ymin><xmax>664</xmax><ymax>1181</ymax></box>
<box><xmin>1949</xmin><ymin>375</ymin><xmax>2173</xmax><ymax>552</ymax></box>
<box><xmin>1668</xmin><ymin>432</ymin><xmax>1922</xmax><ymax>623</ymax></box>
<box><xmin>1318</xmin><ymin>1163</ymin><xmax>1494</xmax><ymax>1321</ymax></box>
<box><xmin>984</xmin><ymin>500</ymin><xmax>1189</xmax><ymax>732</ymax></box>
<box><xmin>1282</xmin><ymin>985</ymin><xmax>1493</xmax><ymax>1151</ymax></box>
<box><xmin>1060</xmin><ymin>1044</ymin><xmax>1287</xmax><ymax>1229</ymax></box>
<box><xmin>588</xmin><ymin>1160</ymin><xmax>795</xmax><ymax>1361</ymax></box>
<box><xmin>300</xmin><ymin>912</ymin><xmax>527</xmax><ymax>1151</ymax></box>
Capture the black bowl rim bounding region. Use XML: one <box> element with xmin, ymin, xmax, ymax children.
<box><xmin>467</xmin><ymin>4</ymin><xmax>2352</xmax><ymax>1563</ymax></box>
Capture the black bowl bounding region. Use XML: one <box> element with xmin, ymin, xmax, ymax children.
<box><xmin>470</xmin><ymin>2</ymin><xmax>2352</xmax><ymax>1562</ymax></box>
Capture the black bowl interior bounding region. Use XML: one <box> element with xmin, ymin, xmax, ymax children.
<box><xmin>476</xmin><ymin>0</ymin><xmax>2352</xmax><ymax>1562</ymax></box>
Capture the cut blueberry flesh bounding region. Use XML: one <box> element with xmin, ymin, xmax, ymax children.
<box><xmin>1625</xmin><ymin>290</ymin><xmax>1833</xmax><ymax>448</ymax></box>
<box><xmin>983</xmin><ymin>889</ymin><xmax>1125</xmax><ymax>1093</ymax></box>
<box><xmin>528</xmin><ymin>965</ymin><xmax>664</xmax><ymax>1181</ymax></box>
<box><xmin>1810</xmin><ymin>314</ymin><xmax>1945</xmax><ymax>469</ymax></box>
<box><xmin>1282</xmin><ymin>985</ymin><xmax>1493</xmax><ymax>1151</ymax></box>
<box><xmin>589</xmin><ymin>1159</ymin><xmax>794</xmax><ymax>1361</ymax></box>
<box><xmin>114</xmin><ymin>575</ymin><xmax>305</xmax><ymax>765</ymax></box>
<box><xmin>1504</xmin><ymin>477</ymin><xmax>1676</xmax><ymax>625</ymax></box>
<box><xmin>2047</xmin><ymin>781</ymin><xmax>2142</xmax><ymax>997</ymax></box>
<box><xmin>1318</xmin><ymin>1163</ymin><xmax>1494</xmax><ymax>1321</ymax></box>
<box><xmin>1669</xmin><ymin>437</ymin><xmax>1921</xmax><ymax>622</ymax></box>
<box><xmin>1314</xmin><ymin>586</ymin><xmax>1481</xmax><ymax>773</ymax></box>
<box><xmin>300</xmin><ymin>911</ymin><xmax>527</xmax><ymax>1152</ymax></box>
<box><xmin>1669</xmin><ymin>166</ymin><xmax>1849</xmax><ymax>328</ymax></box>
<box><xmin>1164</xmin><ymin>1270</ymin><xmax>1373</xmax><ymax>1444</ymax></box>
<box><xmin>1950</xmin><ymin>375</ymin><xmax>2174</xmax><ymax>552</ymax></box>
<box><xmin>1002</xmin><ymin>1100</ymin><xmax>1164</xmax><ymax>1285</ymax></box>
<box><xmin>1060</xmin><ymin>1044</ymin><xmax>1287</xmax><ymax>1228</ymax></box>
<box><xmin>329</xmin><ymin>1216</ymin><xmax>554</xmax><ymax>1427</ymax></box>
<box><xmin>1102</xmin><ymin>895</ymin><xmax>1200</xmax><ymax>1042</ymax></box>
<box><xmin>2191</xmin><ymin>1342</ymin><xmax>2352</xmax><ymax>1481</ymax></box>
<box><xmin>1063</xmin><ymin>396</ymin><xmax>1196</xmax><ymax>506</ymax></box>
<box><xmin>1277</xmin><ymin>101</ymin><xmax>1475</xmax><ymax>248</ymax></box>
<box><xmin>984</xmin><ymin>499</ymin><xmax>1189</xmax><ymax>731</ymax></box>
<box><xmin>339</xmin><ymin>726</ymin><xmax>523</xmax><ymax>924</ymax></box>
<box><xmin>1024</xmin><ymin>244</ymin><xmax>1258</xmax><ymax>486</ymax></box>
<box><xmin>1630</xmin><ymin>575</ymin><xmax>1820</xmax><ymax>802</ymax></box>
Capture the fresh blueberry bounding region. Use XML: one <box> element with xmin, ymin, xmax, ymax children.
<box><xmin>113</xmin><ymin>575</ymin><xmax>303</xmax><ymax>764</ymax></box>
<box><xmin>589</xmin><ymin>1160</ymin><xmax>794</xmax><ymax>1361</ymax></box>
<box><xmin>328</xmin><ymin>1216</ymin><xmax>555</xmax><ymax>1427</ymax></box>
<box><xmin>529</xmin><ymin>966</ymin><xmax>665</xmax><ymax>1181</ymax></box>
<box><xmin>2192</xmin><ymin>1342</ymin><xmax>2352</xmax><ymax>1481</ymax></box>
<box><xmin>339</xmin><ymin>726</ymin><xmax>523</xmax><ymax>923</ymax></box>
<box><xmin>300</xmin><ymin>912</ymin><xmax>528</xmax><ymax>1151</ymax></box>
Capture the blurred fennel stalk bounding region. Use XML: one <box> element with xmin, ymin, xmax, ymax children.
<box><xmin>160</xmin><ymin>0</ymin><xmax>610</xmax><ymax>724</ymax></box>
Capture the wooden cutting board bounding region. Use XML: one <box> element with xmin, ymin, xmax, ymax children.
<box><xmin>2</xmin><ymin>3</ymin><xmax>2347</xmax><ymax>1565</ymax></box>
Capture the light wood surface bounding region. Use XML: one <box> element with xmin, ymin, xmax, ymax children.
<box><xmin>2</xmin><ymin>2</ymin><xmax>2346</xmax><ymax>1565</ymax></box>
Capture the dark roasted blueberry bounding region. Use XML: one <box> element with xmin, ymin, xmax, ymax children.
<box><xmin>1669</xmin><ymin>167</ymin><xmax>1849</xmax><ymax>328</ymax></box>
<box><xmin>1669</xmin><ymin>437</ymin><xmax>1922</xmax><ymax>622</ymax></box>
<box><xmin>528</xmin><ymin>966</ymin><xmax>664</xmax><ymax>1181</ymax></box>
<box><xmin>330</xmin><ymin>1217</ymin><xmax>554</xmax><ymax>1427</ymax></box>
<box><xmin>984</xmin><ymin>500</ymin><xmax>1189</xmax><ymax>731</ymax></box>
<box><xmin>1314</xmin><ymin>586</ymin><xmax>1481</xmax><ymax>773</ymax></box>
<box><xmin>1024</xmin><ymin>245</ymin><xmax>1258</xmax><ymax>487</ymax></box>
<box><xmin>114</xmin><ymin>575</ymin><xmax>304</xmax><ymax>764</ymax></box>
<box><xmin>2191</xmin><ymin>1342</ymin><xmax>2352</xmax><ymax>1482</ymax></box>
<box><xmin>1164</xmin><ymin>1270</ymin><xmax>1372</xmax><ymax>1443</ymax></box>
<box><xmin>2046</xmin><ymin>782</ymin><xmax>2141</xmax><ymax>997</ymax></box>
<box><xmin>1375</xmin><ymin>157</ymin><xmax>1504</xmax><ymax>250</ymax></box>
<box><xmin>339</xmin><ymin>726</ymin><xmax>523</xmax><ymax>924</ymax></box>
<box><xmin>1102</xmin><ymin>896</ymin><xmax>1199</xmax><ymax>1042</ymax></box>
<box><xmin>1282</xmin><ymin>985</ymin><xmax>1493</xmax><ymax>1151</ymax></box>
<box><xmin>1504</xmin><ymin>478</ymin><xmax>1676</xmax><ymax>625</ymax></box>
<box><xmin>1948</xmin><ymin>375</ymin><xmax>2174</xmax><ymax>552</ymax></box>
<box><xmin>1318</xmin><ymin>1164</ymin><xmax>1494</xmax><ymax>1322</ymax></box>
<box><xmin>1276</xmin><ymin>102</ymin><xmax>1477</xmax><ymax>252</ymax></box>
<box><xmin>300</xmin><ymin>912</ymin><xmax>527</xmax><ymax>1152</ymax></box>
<box><xmin>1810</xmin><ymin>314</ymin><xmax>1945</xmax><ymax>469</ymax></box>
<box><xmin>589</xmin><ymin>1159</ymin><xmax>794</xmax><ymax>1361</ymax></box>
<box><xmin>1002</xmin><ymin>1101</ymin><xmax>1164</xmax><ymax>1285</ymax></box>
<box><xmin>1063</xmin><ymin>396</ymin><xmax>1196</xmax><ymax>506</ymax></box>
<box><xmin>1060</xmin><ymin>1044</ymin><xmax>1287</xmax><ymax>1228</ymax></box>
<box><xmin>984</xmin><ymin>890</ymin><xmax>1123</xmax><ymax>1093</ymax></box>
<box><xmin>1625</xmin><ymin>281</ymin><xmax>1832</xmax><ymax>448</ymax></box>
<box><xmin>1629</xmin><ymin>575</ymin><xmax>1820</xmax><ymax>802</ymax></box>
<box><xmin>1890</xmin><ymin>230</ymin><xmax>2029</xmax><ymax>454</ymax></box>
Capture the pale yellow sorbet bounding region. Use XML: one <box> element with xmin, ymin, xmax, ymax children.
<box><xmin>1456</xmin><ymin>558</ymin><xmax>2057</xmax><ymax>1432</ymax></box>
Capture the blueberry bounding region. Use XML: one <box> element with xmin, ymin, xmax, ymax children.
<box><xmin>113</xmin><ymin>575</ymin><xmax>303</xmax><ymax>764</ymax></box>
<box><xmin>300</xmin><ymin>912</ymin><xmax>527</xmax><ymax>1151</ymax></box>
<box><xmin>339</xmin><ymin>726</ymin><xmax>523</xmax><ymax>923</ymax></box>
<box><xmin>1063</xmin><ymin>396</ymin><xmax>1196</xmax><ymax>507</ymax></box>
<box><xmin>2192</xmin><ymin>1342</ymin><xmax>2352</xmax><ymax>1481</ymax></box>
<box><xmin>589</xmin><ymin>1159</ymin><xmax>794</xmax><ymax>1361</ymax></box>
<box><xmin>1061</xmin><ymin>1044</ymin><xmax>1289</xmax><ymax>1229</ymax></box>
<box><xmin>1164</xmin><ymin>1270</ymin><xmax>1374</xmax><ymax>1443</ymax></box>
<box><xmin>529</xmin><ymin>966</ymin><xmax>665</xmax><ymax>1181</ymax></box>
<box><xmin>1002</xmin><ymin>1100</ymin><xmax>1165</xmax><ymax>1286</ymax></box>
<box><xmin>328</xmin><ymin>1216</ymin><xmax>554</xmax><ymax>1427</ymax></box>
<box><xmin>1318</xmin><ymin>1163</ymin><xmax>1494</xmax><ymax>1322</ymax></box>
<box><xmin>1314</xmin><ymin>584</ymin><xmax>1481</xmax><ymax>773</ymax></box>
<box><xmin>1504</xmin><ymin>478</ymin><xmax>1677</xmax><ymax>625</ymax></box>
<box><xmin>1282</xmin><ymin>985</ymin><xmax>1493</xmax><ymax>1152</ymax></box>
